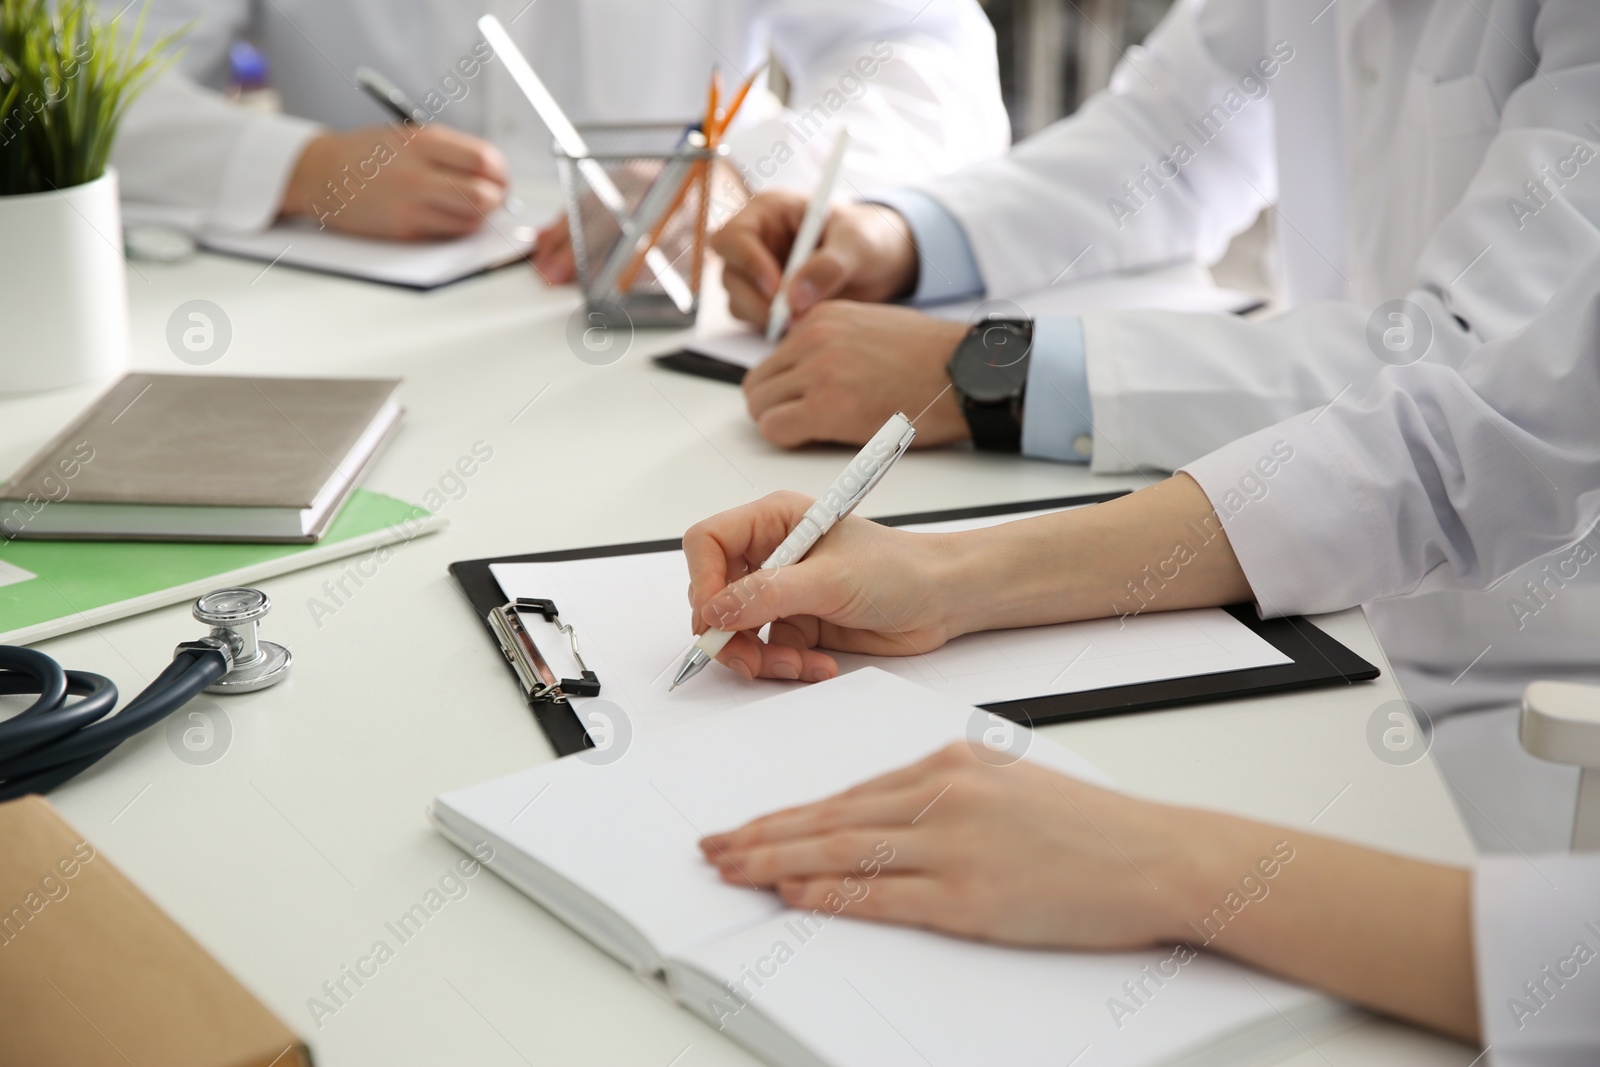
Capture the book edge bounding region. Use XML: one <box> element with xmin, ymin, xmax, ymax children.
<box><xmin>0</xmin><ymin>508</ymin><xmax>445</xmax><ymax>646</ymax></box>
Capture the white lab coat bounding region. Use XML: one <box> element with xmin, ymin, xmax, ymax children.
<box><xmin>1184</xmin><ymin>260</ymin><xmax>1600</xmax><ymax>622</ymax></box>
<box><xmin>107</xmin><ymin>0</ymin><xmax>1009</xmax><ymax>232</ymax></box>
<box><xmin>1185</xmin><ymin>260</ymin><xmax>1600</xmax><ymax>1067</ymax></box>
<box><xmin>912</xmin><ymin>0</ymin><xmax>1600</xmax><ymax>720</ymax></box>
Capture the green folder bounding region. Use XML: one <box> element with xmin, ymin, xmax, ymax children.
<box><xmin>0</xmin><ymin>489</ymin><xmax>441</xmax><ymax>645</ymax></box>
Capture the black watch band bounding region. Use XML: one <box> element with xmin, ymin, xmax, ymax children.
<box><xmin>960</xmin><ymin>392</ymin><xmax>1024</xmax><ymax>452</ymax></box>
<box><xmin>946</xmin><ymin>319</ymin><xmax>1032</xmax><ymax>453</ymax></box>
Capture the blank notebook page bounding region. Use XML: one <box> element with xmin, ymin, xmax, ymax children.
<box><xmin>436</xmin><ymin>669</ymin><xmax>1330</xmax><ymax>1067</ymax></box>
<box><xmin>676</xmin><ymin>913</ymin><xmax>1326</xmax><ymax>1067</ymax></box>
<box><xmin>199</xmin><ymin>208</ymin><xmax>534</xmax><ymax>288</ymax></box>
<box><xmin>435</xmin><ymin>669</ymin><xmax>1108</xmax><ymax>961</ymax></box>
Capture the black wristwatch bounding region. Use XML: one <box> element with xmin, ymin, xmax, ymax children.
<box><xmin>945</xmin><ymin>318</ymin><xmax>1033</xmax><ymax>452</ymax></box>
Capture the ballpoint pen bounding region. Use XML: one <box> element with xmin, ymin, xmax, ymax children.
<box><xmin>765</xmin><ymin>126</ymin><xmax>851</xmax><ymax>343</ymax></box>
<box><xmin>354</xmin><ymin>66</ymin><xmax>428</xmax><ymax>126</ymax></box>
<box><xmin>669</xmin><ymin>411</ymin><xmax>916</xmax><ymax>690</ymax></box>
<box><xmin>356</xmin><ymin>63</ymin><xmax>526</xmax><ymax>218</ymax></box>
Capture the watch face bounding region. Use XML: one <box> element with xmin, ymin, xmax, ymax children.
<box><xmin>951</xmin><ymin>319</ymin><xmax>1032</xmax><ymax>402</ymax></box>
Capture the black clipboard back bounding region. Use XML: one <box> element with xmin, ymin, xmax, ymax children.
<box><xmin>450</xmin><ymin>494</ymin><xmax>1378</xmax><ymax>756</ymax></box>
<box><xmin>653</xmin><ymin>349</ymin><xmax>748</xmax><ymax>384</ymax></box>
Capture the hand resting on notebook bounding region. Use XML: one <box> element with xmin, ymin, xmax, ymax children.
<box><xmin>682</xmin><ymin>476</ymin><xmax>1249</xmax><ymax>683</ymax></box>
<box><xmin>698</xmin><ymin>741</ymin><xmax>1478</xmax><ymax>1041</ymax></box>
<box><xmin>685</xmin><ymin>475</ymin><xmax>1481</xmax><ymax>1044</ymax></box>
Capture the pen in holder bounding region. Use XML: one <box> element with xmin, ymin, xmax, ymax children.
<box><xmin>555</xmin><ymin>122</ymin><xmax>727</xmax><ymax>329</ymax></box>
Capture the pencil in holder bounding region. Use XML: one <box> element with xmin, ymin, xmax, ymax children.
<box><xmin>554</xmin><ymin>122</ymin><xmax>726</xmax><ymax>329</ymax></box>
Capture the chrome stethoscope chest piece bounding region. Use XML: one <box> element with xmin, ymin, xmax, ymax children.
<box><xmin>191</xmin><ymin>587</ymin><xmax>293</xmax><ymax>694</ymax></box>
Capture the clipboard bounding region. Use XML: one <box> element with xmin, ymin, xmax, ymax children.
<box><xmin>449</xmin><ymin>493</ymin><xmax>1378</xmax><ymax>757</ymax></box>
<box><xmin>653</xmin><ymin>348</ymin><xmax>751</xmax><ymax>384</ymax></box>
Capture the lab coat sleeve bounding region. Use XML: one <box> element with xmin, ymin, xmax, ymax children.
<box><xmin>1474</xmin><ymin>855</ymin><xmax>1600</xmax><ymax>1066</ymax></box>
<box><xmin>106</xmin><ymin>0</ymin><xmax>322</xmax><ymax>232</ymax></box>
<box><xmin>868</xmin><ymin>187</ymin><xmax>1098</xmax><ymax>462</ymax></box>
<box><xmin>906</xmin><ymin>0</ymin><xmax>1278</xmax><ymax>297</ymax></box>
<box><xmin>1075</xmin><ymin>0</ymin><xmax>1600</xmax><ymax>474</ymax></box>
<box><xmin>721</xmin><ymin>0</ymin><xmax>1010</xmax><ymax>196</ymax></box>
<box><xmin>1021</xmin><ymin>317</ymin><xmax>1094</xmax><ymax>464</ymax></box>
<box><xmin>867</xmin><ymin>188</ymin><xmax>984</xmax><ymax>305</ymax></box>
<box><xmin>1179</xmin><ymin>260</ymin><xmax>1600</xmax><ymax>618</ymax></box>
<box><xmin>864</xmin><ymin>188</ymin><xmax>1095</xmax><ymax>462</ymax></box>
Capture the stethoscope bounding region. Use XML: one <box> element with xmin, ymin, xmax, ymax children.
<box><xmin>0</xmin><ymin>588</ymin><xmax>291</xmax><ymax>801</ymax></box>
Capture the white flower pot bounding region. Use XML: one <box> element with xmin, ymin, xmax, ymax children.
<box><xmin>0</xmin><ymin>168</ymin><xmax>129</xmax><ymax>394</ymax></box>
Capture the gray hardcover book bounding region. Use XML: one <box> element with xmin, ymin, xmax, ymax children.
<box><xmin>0</xmin><ymin>373</ymin><xmax>402</xmax><ymax>542</ymax></box>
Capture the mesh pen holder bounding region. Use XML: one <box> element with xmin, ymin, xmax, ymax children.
<box><xmin>555</xmin><ymin>123</ymin><xmax>726</xmax><ymax>329</ymax></box>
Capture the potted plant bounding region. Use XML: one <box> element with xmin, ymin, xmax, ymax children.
<box><xmin>0</xmin><ymin>0</ymin><xmax>182</xmax><ymax>393</ymax></box>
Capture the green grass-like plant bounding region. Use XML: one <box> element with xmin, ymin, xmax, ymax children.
<box><xmin>0</xmin><ymin>0</ymin><xmax>185</xmax><ymax>195</ymax></box>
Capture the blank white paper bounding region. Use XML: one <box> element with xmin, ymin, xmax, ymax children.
<box><xmin>489</xmin><ymin>508</ymin><xmax>1289</xmax><ymax>737</ymax></box>
<box><xmin>436</xmin><ymin>669</ymin><xmax>1109</xmax><ymax>961</ymax></box>
<box><xmin>438</xmin><ymin>669</ymin><xmax>1335</xmax><ymax>1067</ymax></box>
<box><xmin>678</xmin><ymin>910</ymin><xmax>1332</xmax><ymax>1067</ymax></box>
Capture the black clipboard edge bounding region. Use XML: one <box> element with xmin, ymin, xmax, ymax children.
<box><xmin>449</xmin><ymin>492</ymin><xmax>1378</xmax><ymax>755</ymax></box>
<box><xmin>653</xmin><ymin>350</ymin><xmax>748</xmax><ymax>384</ymax></box>
<box><xmin>981</xmin><ymin>604</ymin><xmax>1379</xmax><ymax>729</ymax></box>
<box><xmin>869</xmin><ymin>493</ymin><xmax>1129</xmax><ymax>527</ymax></box>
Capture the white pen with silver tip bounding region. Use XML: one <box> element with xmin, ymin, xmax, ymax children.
<box><xmin>765</xmin><ymin>126</ymin><xmax>852</xmax><ymax>343</ymax></box>
<box><xmin>670</xmin><ymin>411</ymin><xmax>916</xmax><ymax>689</ymax></box>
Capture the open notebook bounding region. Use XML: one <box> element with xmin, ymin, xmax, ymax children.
<box><xmin>433</xmin><ymin>669</ymin><xmax>1345</xmax><ymax>1067</ymax></box>
<box><xmin>195</xmin><ymin>208</ymin><xmax>535</xmax><ymax>289</ymax></box>
<box><xmin>488</xmin><ymin>507</ymin><xmax>1291</xmax><ymax>741</ymax></box>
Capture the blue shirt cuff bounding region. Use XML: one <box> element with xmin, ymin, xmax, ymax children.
<box><xmin>868</xmin><ymin>188</ymin><xmax>985</xmax><ymax>306</ymax></box>
<box><xmin>1021</xmin><ymin>316</ymin><xmax>1094</xmax><ymax>464</ymax></box>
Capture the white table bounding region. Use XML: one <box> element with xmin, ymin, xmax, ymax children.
<box><xmin>6</xmin><ymin>255</ymin><xmax>1480</xmax><ymax>1066</ymax></box>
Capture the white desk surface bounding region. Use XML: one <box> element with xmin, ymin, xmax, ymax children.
<box><xmin>5</xmin><ymin>255</ymin><xmax>1480</xmax><ymax>1066</ymax></box>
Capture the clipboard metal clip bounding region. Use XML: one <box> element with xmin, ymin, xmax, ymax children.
<box><xmin>488</xmin><ymin>597</ymin><xmax>602</xmax><ymax>705</ymax></box>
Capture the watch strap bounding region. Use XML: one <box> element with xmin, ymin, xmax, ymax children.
<box><xmin>961</xmin><ymin>394</ymin><xmax>1023</xmax><ymax>452</ymax></box>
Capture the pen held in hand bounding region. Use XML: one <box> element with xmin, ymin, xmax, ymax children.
<box><xmin>354</xmin><ymin>66</ymin><xmax>428</xmax><ymax>127</ymax></box>
<box><xmin>669</xmin><ymin>410</ymin><xmax>915</xmax><ymax>690</ymax></box>
<box><xmin>766</xmin><ymin>126</ymin><xmax>852</xmax><ymax>344</ymax></box>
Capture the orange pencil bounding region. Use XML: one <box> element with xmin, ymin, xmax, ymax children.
<box><xmin>617</xmin><ymin>69</ymin><xmax>720</xmax><ymax>294</ymax></box>
<box><xmin>707</xmin><ymin>68</ymin><xmax>723</xmax><ymax>142</ymax></box>
<box><xmin>619</xmin><ymin>64</ymin><xmax>770</xmax><ymax>294</ymax></box>
<box><xmin>712</xmin><ymin>60</ymin><xmax>767</xmax><ymax>141</ymax></box>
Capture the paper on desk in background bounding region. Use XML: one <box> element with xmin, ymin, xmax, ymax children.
<box><xmin>490</xmin><ymin>508</ymin><xmax>1290</xmax><ymax>736</ymax></box>
<box><xmin>0</xmin><ymin>489</ymin><xmax>445</xmax><ymax>646</ymax></box>
<box><xmin>683</xmin><ymin>270</ymin><xmax>1266</xmax><ymax>371</ymax></box>
<box><xmin>123</xmin><ymin>202</ymin><xmax>537</xmax><ymax>290</ymax></box>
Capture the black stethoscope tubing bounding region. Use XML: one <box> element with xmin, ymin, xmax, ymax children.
<box><xmin>0</xmin><ymin>645</ymin><xmax>228</xmax><ymax>801</ymax></box>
